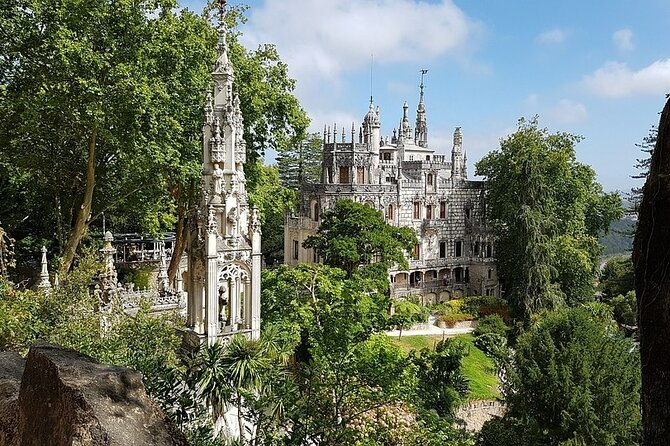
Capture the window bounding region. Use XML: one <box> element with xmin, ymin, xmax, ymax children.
<box><xmin>386</xmin><ymin>204</ymin><xmax>394</xmax><ymax>221</ymax></box>
<box><xmin>293</xmin><ymin>240</ymin><xmax>299</xmax><ymax>260</ymax></box>
<box><xmin>486</xmin><ymin>243</ymin><xmax>492</xmax><ymax>258</ymax></box>
<box><xmin>488</xmin><ymin>268</ymin><xmax>493</xmax><ymax>280</ymax></box>
<box><xmin>426</xmin><ymin>155</ymin><xmax>430</xmax><ymax>161</ymax></box>
<box><xmin>357</xmin><ymin>166</ymin><xmax>365</xmax><ymax>184</ymax></box>
<box><xmin>427</xmin><ymin>173</ymin><xmax>433</xmax><ymax>186</ymax></box>
<box><xmin>413</xmin><ymin>244</ymin><xmax>420</xmax><ymax>259</ymax></box>
<box><xmin>409</xmin><ymin>155</ymin><xmax>414</xmax><ymax>161</ymax></box>
<box><xmin>439</xmin><ymin>241</ymin><xmax>446</xmax><ymax>258</ymax></box>
<box><xmin>327</xmin><ymin>167</ymin><xmax>333</xmax><ymax>183</ymax></box>
<box><xmin>313</xmin><ymin>202</ymin><xmax>320</xmax><ymax>221</ymax></box>
<box><xmin>426</xmin><ymin>204</ymin><xmax>433</xmax><ymax>220</ymax></box>
<box><xmin>339</xmin><ymin>166</ymin><xmax>350</xmax><ymax>183</ymax></box>
<box><xmin>454</xmin><ymin>268</ymin><xmax>463</xmax><ymax>282</ymax></box>
<box><xmin>465</xmin><ymin>208</ymin><xmax>472</xmax><ymax>219</ymax></box>
<box><xmin>440</xmin><ymin>202</ymin><xmax>446</xmax><ymax>219</ymax></box>
<box><xmin>455</xmin><ymin>241</ymin><xmax>462</xmax><ymax>257</ymax></box>
<box><xmin>474</xmin><ymin>242</ymin><xmax>480</xmax><ymax>256</ymax></box>
<box><xmin>465</xmin><ymin>268</ymin><xmax>470</xmax><ymax>283</ymax></box>
<box><xmin>413</xmin><ymin>202</ymin><xmax>421</xmax><ymax>219</ymax></box>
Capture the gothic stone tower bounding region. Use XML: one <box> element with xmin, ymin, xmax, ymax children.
<box><xmin>186</xmin><ymin>15</ymin><xmax>261</xmax><ymax>344</ymax></box>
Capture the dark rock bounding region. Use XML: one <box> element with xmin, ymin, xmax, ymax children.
<box><xmin>0</xmin><ymin>351</ymin><xmax>25</xmax><ymax>446</ymax></box>
<box><xmin>16</xmin><ymin>342</ymin><xmax>189</xmax><ymax>446</ymax></box>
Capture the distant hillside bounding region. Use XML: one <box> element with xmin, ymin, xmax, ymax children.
<box><xmin>599</xmin><ymin>218</ymin><xmax>635</xmax><ymax>256</ymax></box>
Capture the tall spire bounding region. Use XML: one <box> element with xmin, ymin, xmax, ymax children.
<box><xmin>400</xmin><ymin>101</ymin><xmax>411</xmax><ymax>139</ymax></box>
<box><xmin>415</xmin><ymin>69</ymin><xmax>428</xmax><ymax>147</ymax></box>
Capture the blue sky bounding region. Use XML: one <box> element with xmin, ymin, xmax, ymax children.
<box><xmin>185</xmin><ymin>0</ymin><xmax>670</xmax><ymax>192</ymax></box>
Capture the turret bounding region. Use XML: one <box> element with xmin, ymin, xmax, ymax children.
<box><xmin>362</xmin><ymin>97</ymin><xmax>381</xmax><ymax>167</ymax></box>
<box><xmin>400</xmin><ymin>101</ymin><xmax>411</xmax><ymax>140</ymax></box>
<box><xmin>451</xmin><ymin>127</ymin><xmax>464</xmax><ymax>181</ymax></box>
<box><xmin>415</xmin><ymin>69</ymin><xmax>428</xmax><ymax>147</ymax></box>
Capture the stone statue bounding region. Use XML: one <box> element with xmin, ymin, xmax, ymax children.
<box><xmin>212</xmin><ymin>163</ymin><xmax>224</xmax><ymax>196</ymax></box>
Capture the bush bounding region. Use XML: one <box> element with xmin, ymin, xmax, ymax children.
<box><xmin>611</xmin><ymin>291</ymin><xmax>636</xmax><ymax>326</ymax></box>
<box><xmin>474</xmin><ymin>333</ymin><xmax>508</xmax><ymax>359</ymax></box>
<box><xmin>474</xmin><ymin>314</ymin><xmax>509</xmax><ymax>338</ymax></box>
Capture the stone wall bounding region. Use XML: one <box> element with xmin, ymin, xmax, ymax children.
<box><xmin>455</xmin><ymin>399</ymin><xmax>506</xmax><ymax>432</ymax></box>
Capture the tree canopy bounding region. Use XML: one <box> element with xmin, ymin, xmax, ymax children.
<box><xmin>477</xmin><ymin>307</ymin><xmax>641</xmax><ymax>446</ymax></box>
<box><xmin>304</xmin><ymin>199</ymin><xmax>418</xmax><ymax>276</ymax></box>
<box><xmin>476</xmin><ymin>117</ymin><xmax>622</xmax><ymax>320</ymax></box>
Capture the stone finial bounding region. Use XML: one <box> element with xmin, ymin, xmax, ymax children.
<box><xmin>342</xmin><ymin>127</ymin><xmax>346</xmax><ymax>143</ymax></box>
<box><xmin>37</xmin><ymin>246</ymin><xmax>51</xmax><ymax>291</ymax></box>
<box><xmin>454</xmin><ymin>126</ymin><xmax>463</xmax><ymax>147</ymax></box>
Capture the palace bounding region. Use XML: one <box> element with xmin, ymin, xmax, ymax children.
<box><xmin>285</xmin><ymin>77</ymin><xmax>500</xmax><ymax>303</ymax></box>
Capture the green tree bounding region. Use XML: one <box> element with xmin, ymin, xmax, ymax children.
<box><xmin>304</xmin><ymin>199</ymin><xmax>417</xmax><ymax>277</ymax></box>
<box><xmin>276</xmin><ymin>132</ymin><xmax>324</xmax><ymax>189</ymax></box>
<box><xmin>476</xmin><ymin>117</ymin><xmax>622</xmax><ymax>320</ymax></box>
<box><xmin>390</xmin><ymin>299</ymin><xmax>424</xmax><ymax>339</ymax></box>
<box><xmin>0</xmin><ymin>0</ymin><xmax>218</xmax><ymax>274</ymax></box>
<box><xmin>599</xmin><ymin>255</ymin><xmax>635</xmax><ymax>298</ymax></box>
<box><xmin>477</xmin><ymin>307</ymin><xmax>641</xmax><ymax>446</ymax></box>
<box><xmin>409</xmin><ymin>340</ymin><xmax>470</xmax><ymax>417</ymax></box>
<box><xmin>248</xmin><ymin>165</ymin><xmax>297</xmax><ymax>266</ymax></box>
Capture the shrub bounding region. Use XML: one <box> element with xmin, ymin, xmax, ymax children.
<box><xmin>474</xmin><ymin>333</ymin><xmax>508</xmax><ymax>359</ymax></box>
<box><xmin>474</xmin><ymin>314</ymin><xmax>509</xmax><ymax>338</ymax></box>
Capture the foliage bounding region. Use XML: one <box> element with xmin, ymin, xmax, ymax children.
<box><xmin>599</xmin><ymin>255</ymin><xmax>635</xmax><ymax>298</ymax></box>
<box><xmin>275</xmin><ymin>132</ymin><xmax>323</xmax><ymax>189</ymax></box>
<box><xmin>410</xmin><ymin>339</ymin><xmax>470</xmax><ymax>417</ymax></box>
<box><xmin>610</xmin><ymin>291</ymin><xmax>637</xmax><ymax>326</ymax></box>
<box><xmin>390</xmin><ymin>299</ymin><xmax>426</xmax><ymax>338</ymax></box>
<box><xmin>477</xmin><ymin>307</ymin><xmax>641</xmax><ymax>446</ymax></box>
<box><xmin>247</xmin><ymin>165</ymin><xmax>297</xmax><ymax>266</ymax></box>
<box><xmin>473</xmin><ymin>333</ymin><xmax>508</xmax><ymax>360</ymax></box>
<box><xmin>0</xmin><ymin>0</ymin><xmax>221</xmax><ymax>272</ymax></box>
<box><xmin>473</xmin><ymin>314</ymin><xmax>508</xmax><ymax>338</ymax></box>
<box><xmin>476</xmin><ymin>117</ymin><xmax>623</xmax><ymax>320</ymax></box>
<box><xmin>304</xmin><ymin>199</ymin><xmax>418</xmax><ymax>276</ymax></box>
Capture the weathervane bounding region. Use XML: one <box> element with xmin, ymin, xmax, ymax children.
<box><xmin>420</xmin><ymin>69</ymin><xmax>428</xmax><ymax>87</ymax></box>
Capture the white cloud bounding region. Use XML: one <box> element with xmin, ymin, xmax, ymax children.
<box><xmin>524</xmin><ymin>94</ymin><xmax>539</xmax><ymax>107</ymax></box>
<box><xmin>548</xmin><ymin>99</ymin><xmax>588</xmax><ymax>124</ymax></box>
<box><xmin>241</xmin><ymin>0</ymin><xmax>480</xmax><ymax>89</ymax></box>
<box><xmin>582</xmin><ymin>59</ymin><xmax>670</xmax><ymax>97</ymax></box>
<box><xmin>612</xmin><ymin>28</ymin><xmax>634</xmax><ymax>51</ymax></box>
<box><xmin>536</xmin><ymin>28</ymin><xmax>568</xmax><ymax>44</ymax></box>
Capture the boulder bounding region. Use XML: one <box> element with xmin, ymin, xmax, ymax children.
<box><xmin>16</xmin><ymin>342</ymin><xmax>189</xmax><ymax>446</ymax></box>
<box><xmin>0</xmin><ymin>351</ymin><xmax>25</xmax><ymax>446</ymax></box>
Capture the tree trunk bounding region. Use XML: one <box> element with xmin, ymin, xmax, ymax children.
<box><xmin>237</xmin><ymin>393</ymin><xmax>244</xmax><ymax>443</ymax></box>
<box><xmin>167</xmin><ymin>202</ymin><xmax>188</xmax><ymax>284</ymax></box>
<box><xmin>60</xmin><ymin>130</ymin><xmax>96</xmax><ymax>274</ymax></box>
<box><xmin>633</xmin><ymin>97</ymin><xmax>670</xmax><ymax>446</ymax></box>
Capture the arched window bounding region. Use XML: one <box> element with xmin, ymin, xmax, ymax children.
<box><xmin>427</xmin><ymin>173</ymin><xmax>433</xmax><ymax>186</ymax></box>
<box><xmin>313</xmin><ymin>202</ymin><xmax>320</xmax><ymax>221</ymax></box>
<box><xmin>387</xmin><ymin>204</ymin><xmax>394</xmax><ymax>221</ymax></box>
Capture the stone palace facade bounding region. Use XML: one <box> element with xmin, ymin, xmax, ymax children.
<box><xmin>285</xmin><ymin>78</ymin><xmax>500</xmax><ymax>303</ymax></box>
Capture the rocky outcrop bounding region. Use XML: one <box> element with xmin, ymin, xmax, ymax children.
<box><xmin>0</xmin><ymin>343</ymin><xmax>189</xmax><ymax>446</ymax></box>
<box><xmin>0</xmin><ymin>352</ymin><xmax>25</xmax><ymax>446</ymax></box>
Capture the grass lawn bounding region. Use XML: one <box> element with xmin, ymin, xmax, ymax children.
<box><xmin>390</xmin><ymin>333</ymin><xmax>500</xmax><ymax>401</ymax></box>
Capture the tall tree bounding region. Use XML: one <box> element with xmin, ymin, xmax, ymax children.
<box><xmin>634</xmin><ymin>96</ymin><xmax>670</xmax><ymax>446</ymax></box>
<box><xmin>276</xmin><ymin>132</ymin><xmax>323</xmax><ymax>190</ymax></box>
<box><xmin>0</xmin><ymin>0</ymin><xmax>217</xmax><ymax>273</ymax></box>
<box><xmin>476</xmin><ymin>117</ymin><xmax>622</xmax><ymax>320</ymax></box>
<box><xmin>304</xmin><ymin>199</ymin><xmax>417</xmax><ymax>277</ymax></box>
